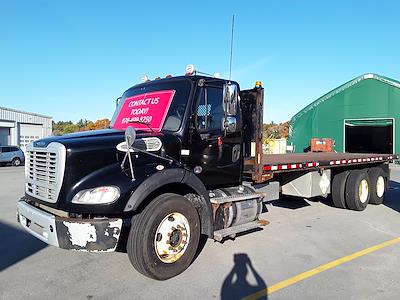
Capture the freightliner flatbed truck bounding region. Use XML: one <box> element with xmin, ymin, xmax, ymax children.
<box><xmin>17</xmin><ymin>67</ymin><xmax>398</xmax><ymax>280</ymax></box>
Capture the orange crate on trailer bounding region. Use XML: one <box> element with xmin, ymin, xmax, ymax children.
<box><xmin>310</xmin><ymin>138</ymin><xmax>335</xmax><ymax>152</ymax></box>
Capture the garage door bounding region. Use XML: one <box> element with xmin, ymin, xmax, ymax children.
<box><xmin>0</xmin><ymin>127</ymin><xmax>10</xmax><ymax>146</ymax></box>
<box><xmin>345</xmin><ymin>119</ymin><xmax>394</xmax><ymax>154</ymax></box>
<box><xmin>20</xmin><ymin>124</ymin><xmax>43</xmax><ymax>147</ymax></box>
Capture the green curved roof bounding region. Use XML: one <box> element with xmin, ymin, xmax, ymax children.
<box><xmin>290</xmin><ymin>73</ymin><xmax>400</xmax><ymax>124</ymax></box>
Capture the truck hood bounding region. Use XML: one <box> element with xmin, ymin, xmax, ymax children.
<box><xmin>32</xmin><ymin>128</ymin><xmax>181</xmax><ymax>161</ymax></box>
<box><xmin>26</xmin><ymin>129</ymin><xmax>183</xmax><ymax>212</ymax></box>
<box><xmin>33</xmin><ymin>128</ymin><xmax>155</xmax><ymax>148</ymax></box>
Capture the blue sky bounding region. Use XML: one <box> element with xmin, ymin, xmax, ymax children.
<box><xmin>1</xmin><ymin>0</ymin><xmax>399</xmax><ymax>123</ymax></box>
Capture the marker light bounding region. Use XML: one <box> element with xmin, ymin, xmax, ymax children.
<box><xmin>185</xmin><ymin>64</ymin><xmax>196</xmax><ymax>75</ymax></box>
<box><xmin>72</xmin><ymin>186</ymin><xmax>120</xmax><ymax>205</ymax></box>
<box><xmin>141</xmin><ymin>75</ymin><xmax>150</xmax><ymax>83</ymax></box>
<box><xmin>255</xmin><ymin>81</ymin><xmax>262</xmax><ymax>88</ymax></box>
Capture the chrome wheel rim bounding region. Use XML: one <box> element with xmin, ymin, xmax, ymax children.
<box><xmin>358</xmin><ymin>179</ymin><xmax>369</xmax><ymax>203</ymax></box>
<box><xmin>154</xmin><ymin>212</ymin><xmax>190</xmax><ymax>263</ymax></box>
<box><xmin>376</xmin><ymin>176</ymin><xmax>385</xmax><ymax>198</ymax></box>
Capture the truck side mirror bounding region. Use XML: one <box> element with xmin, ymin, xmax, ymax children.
<box><xmin>223</xmin><ymin>83</ymin><xmax>238</xmax><ymax>116</ymax></box>
<box><xmin>223</xmin><ymin>116</ymin><xmax>237</xmax><ymax>133</ymax></box>
<box><xmin>125</xmin><ymin>126</ymin><xmax>136</xmax><ymax>147</ymax></box>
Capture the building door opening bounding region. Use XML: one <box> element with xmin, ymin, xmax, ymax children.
<box><xmin>345</xmin><ymin>119</ymin><xmax>394</xmax><ymax>154</ymax></box>
<box><xmin>0</xmin><ymin>127</ymin><xmax>10</xmax><ymax>146</ymax></box>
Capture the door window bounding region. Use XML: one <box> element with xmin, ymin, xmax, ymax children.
<box><xmin>195</xmin><ymin>87</ymin><xmax>224</xmax><ymax>132</ymax></box>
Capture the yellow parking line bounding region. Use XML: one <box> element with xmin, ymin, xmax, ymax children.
<box><xmin>242</xmin><ymin>237</ymin><xmax>400</xmax><ymax>300</ymax></box>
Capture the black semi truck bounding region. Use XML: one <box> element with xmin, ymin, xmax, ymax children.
<box><xmin>17</xmin><ymin>69</ymin><xmax>397</xmax><ymax>280</ymax></box>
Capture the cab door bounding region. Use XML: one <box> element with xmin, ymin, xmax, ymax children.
<box><xmin>186</xmin><ymin>80</ymin><xmax>242</xmax><ymax>188</ymax></box>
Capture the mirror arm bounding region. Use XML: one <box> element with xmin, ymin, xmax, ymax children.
<box><xmin>127</xmin><ymin>148</ymin><xmax>135</xmax><ymax>181</ymax></box>
<box><xmin>223</xmin><ymin>111</ymin><xmax>228</xmax><ymax>137</ymax></box>
<box><xmin>124</xmin><ymin>126</ymin><xmax>137</xmax><ymax>181</ymax></box>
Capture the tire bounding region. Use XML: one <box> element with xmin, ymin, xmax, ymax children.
<box><xmin>12</xmin><ymin>158</ymin><xmax>21</xmax><ymax>167</ymax></box>
<box><xmin>331</xmin><ymin>171</ymin><xmax>349</xmax><ymax>209</ymax></box>
<box><xmin>345</xmin><ymin>169</ymin><xmax>370</xmax><ymax>211</ymax></box>
<box><xmin>127</xmin><ymin>193</ymin><xmax>201</xmax><ymax>280</ymax></box>
<box><xmin>368</xmin><ymin>167</ymin><xmax>387</xmax><ymax>205</ymax></box>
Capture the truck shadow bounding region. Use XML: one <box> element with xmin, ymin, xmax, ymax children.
<box><xmin>313</xmin><ymin>196</ymin><xmax>336</xmax><ymax>208</ymax></box>
<box><xmin>221</xmin><ymin>253</ymin><xmax>268</xmax><ymax>300</ymax></box>
<box><xmin>0</xmin><ymin>221</ymin><xmax>47</xmax><ymax>271</ymax></box>
<box><xmin>265</xmin><ymin>195</ymin><xmax>311</xmax><ymax>210</ymax></box>
<box><xmin>385</xmin><ymin>181</ymin><xmax>400</xmax><ymax>213</ymax></box>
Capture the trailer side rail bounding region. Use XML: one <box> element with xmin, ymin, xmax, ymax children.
<box><xmin>263</xmin><ymin>154</ymin><xmax>398</xmax><ymax>173</ymax></box>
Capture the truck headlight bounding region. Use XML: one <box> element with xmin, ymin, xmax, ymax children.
<box><xmin>72</xmin><ymin>186</ymin><xmax>120</xmax><ymax>204</ymax></box>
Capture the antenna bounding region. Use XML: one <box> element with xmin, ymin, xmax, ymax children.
<box><xmin>229</xmin><ymin>14</ymin><xmax>235</xmax><ymax>80</ymax></box>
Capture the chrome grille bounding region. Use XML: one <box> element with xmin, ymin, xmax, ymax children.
<box><xmin>25</xmin><ymin>142</ymin><xmax>66</xmax><ymax>203</ymax></box>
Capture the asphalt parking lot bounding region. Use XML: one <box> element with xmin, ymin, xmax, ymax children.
<box><xmin>1</xmin><ymin>166</ymin><xmax>400</xmax><ymax>300</ymax></box>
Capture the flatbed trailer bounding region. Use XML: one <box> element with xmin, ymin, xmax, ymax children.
<box><xmin>251</xmin><ymin>152</ymin><xmax>398</xmax><ymax>205</ymax></box>
<box><xmin>263</xmin><ymin>153</ymin><xmax>396</xmax><ymax>172</ymax></box>
<box><xmin>240</xmin><ymin>85</ymin><xmax>398</xmax><ymax>184</ymax></box>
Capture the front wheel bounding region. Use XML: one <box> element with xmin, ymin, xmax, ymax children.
<box><xmin>12</xmin><ymin>158</ymin><xmax>21</xmax><ymax>166</ymax></box>
<box><xmin>127</xmin><ymin>193</ymin><xmax>200</xmax><ymax>280</ymax></box>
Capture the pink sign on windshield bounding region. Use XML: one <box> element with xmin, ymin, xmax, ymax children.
<box><xmin>112</xmin><ymin>90</ymin><xmax>176</xmax><ymax>131</ymax></box>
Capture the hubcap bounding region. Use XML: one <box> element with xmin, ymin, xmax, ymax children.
<box><xmin>154</xmin><ymin>212</ymin><xmax>190</xmax><ymax>263</ymax></box>
<box><xmin>376</xmin><ymin>176</ymin><xmax>385</xmax><ymax>198</ymax></box>
<box><xmin>358</xmin><ymin>179</ymin><xmax>369</xmax><ymax>203</ymax></box>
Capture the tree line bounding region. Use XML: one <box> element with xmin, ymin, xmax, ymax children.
<box><xmin>52</xmin><ymin>118</ymin><xmax>289</xmax><ymax>141</ymax></box>
<box><xmin>263</xmin><ymin>121</ymin><xmax>289</xmax><ymax>143</ymax></box>
<box><xmin>52</xmin><ymin>119</ymin><xmax>110</xmax><ymax>135</ymax></box>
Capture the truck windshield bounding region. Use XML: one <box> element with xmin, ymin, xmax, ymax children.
<box><xmin>111</xmin><ymin>80</ymin><xmax>192</xmax><ymax>132</ymax></box>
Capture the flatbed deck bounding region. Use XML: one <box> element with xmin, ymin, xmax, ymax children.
<box><xmin>263</xmin><ymin>153</ymin><xmax>397</xmax><ymax>172</ymax></box>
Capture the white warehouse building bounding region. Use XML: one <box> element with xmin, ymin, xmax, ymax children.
<box><xmin>0</xmin><ymin>107</ymin><xmax>52</xmax><ymax>148</ymax></box>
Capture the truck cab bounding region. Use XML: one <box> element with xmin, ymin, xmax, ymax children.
<box><xmin>17</xmin><ymin>72</ymin><xmax>266</xmax><ymax>280</ymax></box>
<box><xmin>111</xmin><ymin>75</ymin><xmax>245</xmax><ymax>188</ymax></box>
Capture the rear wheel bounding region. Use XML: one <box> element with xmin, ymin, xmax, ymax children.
<box><xmin>331</xmin><ymin>171</ymin><xmax>349</xmax><ymax>209</ymax></box>
<box><xmin>127</xmin><ymin>193</ymin><xmax>200</xmax><ymax>280</ymax></box>
<box><xmin>368</xmin><ymin>167</ymin><xmax>387</xmax><ymax>205</ymax></box>
<box><xmin>345</xmin><ymin>169</ymin><xmax>370</xmax><ymax>211</ymax></box>
<box><xmin>12</xmin><ymin>158</ymin><xmax>21</xmax><ymax>166</ymax></box>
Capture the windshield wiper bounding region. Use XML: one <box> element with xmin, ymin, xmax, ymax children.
<box><xmin>128</xmin><ymin>120</ymin><xmax>155</xmax><ymax>133</ymax></box>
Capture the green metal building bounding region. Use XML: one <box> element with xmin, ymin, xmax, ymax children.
<box><xmin>288</xmin><ymin>73</ymin><xmax>400</xmax><ymax>154</ymax></box>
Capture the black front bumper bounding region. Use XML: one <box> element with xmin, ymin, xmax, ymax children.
<box><xmin>17</xmin><ymin>200</ymin><xmax>123</xmax><ymax>252</ymax></box>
